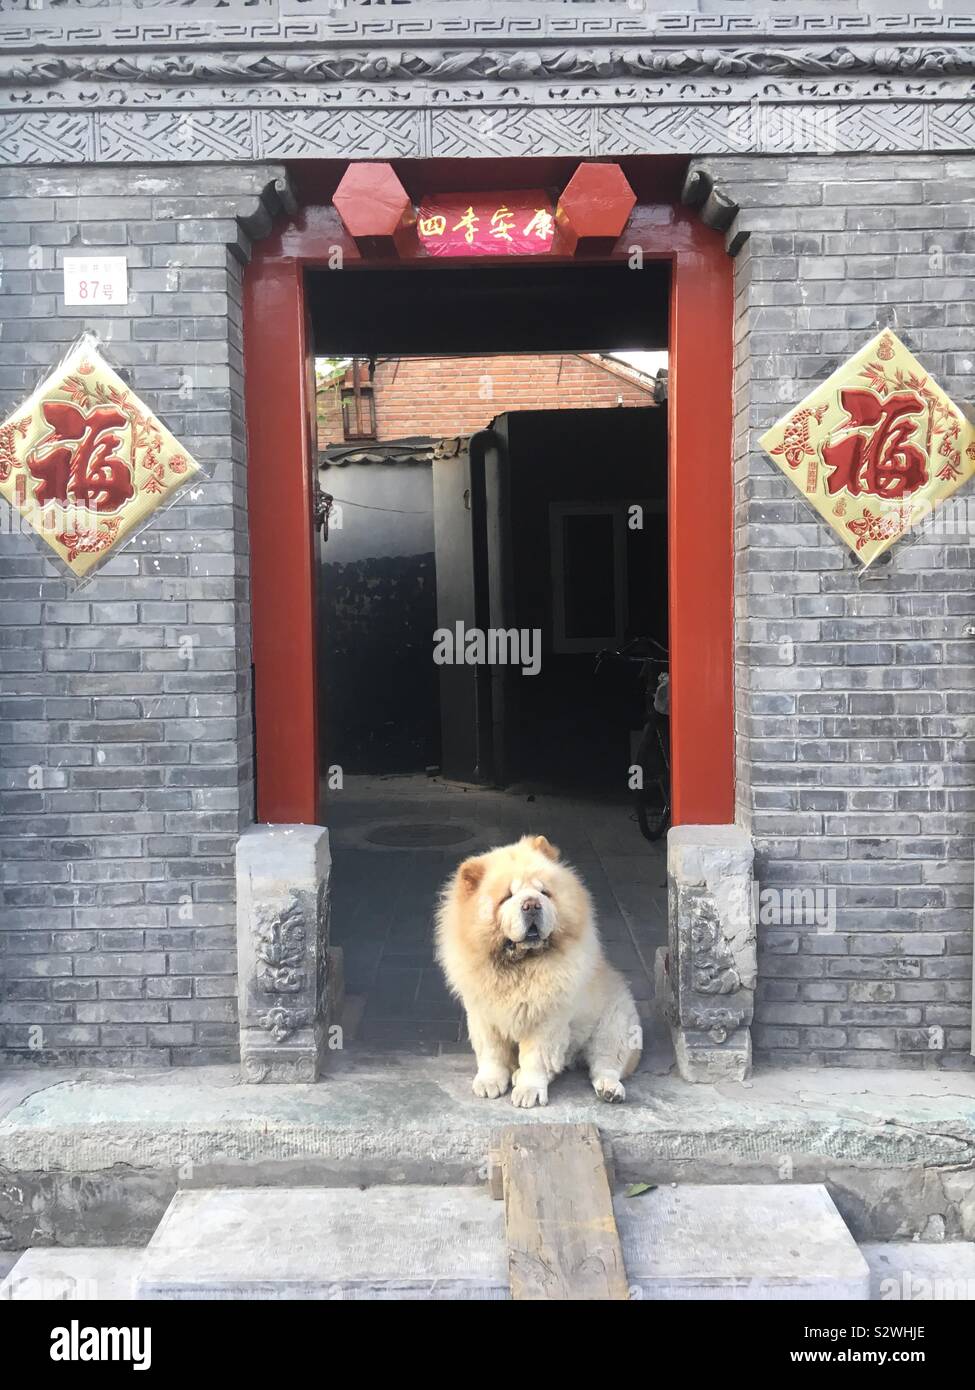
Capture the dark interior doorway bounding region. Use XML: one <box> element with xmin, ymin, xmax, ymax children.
<box><xmin>316</xmin><ymin>387</ymin><xmax>668</xmax><ymax>793</ymax></box>
<box><xmin>311</xmin><ymin>256</ymin><xmax>670</xmax><ymax>792</ymax></box>
<box><xmin>308</xmin><ymin>260</ymin><xmax>669</xmax><ymax>357</ymax></box>
<box><xmin>309</xmin><ymin>258</ymin><xmax>671</xmax><ymax>1052</ymax></box>
<box><xmin>485</xmin><ymin>406</ymin><xmax>667</xmax><ymax>791</ymax></box>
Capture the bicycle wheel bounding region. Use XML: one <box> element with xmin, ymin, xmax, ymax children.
<box><xmin>637</xmin><ymin>779</ymin><xmax>669</xmax><ymax>841</ymax></box>
<box><xmin>634</xmin><ymin>724</ymin><xmax>670</xmax><ymax>842</ymax></box>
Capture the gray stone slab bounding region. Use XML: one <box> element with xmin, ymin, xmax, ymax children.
<box><xmin>102</xmin><ymin>1181</ymin><xmax>865</xmax><ymax>1302</ymax></box>
<box><xmin>862</xmin><ymin>1242</ymin><xmax>975</xmax><ymax>1302</ymax></box>
<box><xmin>617</xmin><ymin>1183</ymin><xmax>869</xmax><ymax>1300</ymax></box>
<box><xmin>0</xmin><ymin>1070</ymin><xmax>77</xmax><ymax>1124</ymax></box>
<box><xmin>136</xmin><ymin>1187</ymin><xmax>507</xmax><ymax>1300</ymax></box>
<box><xmin>0</xmin><ymin>1247</ymin><xmax>142</xmax><ymax>1301</ymax></box>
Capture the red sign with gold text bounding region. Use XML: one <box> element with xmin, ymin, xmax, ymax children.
<box><xmin>417</xmin><ymin>190</ymin><xmax>556</xmax><ymax>257</ymax></box>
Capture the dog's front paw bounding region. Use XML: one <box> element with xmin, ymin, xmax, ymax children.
<box><xmin>593</xmin><ymin>1077</ymin><xmax>625</xmax><ymax>1104</ymax></box>
<box><xmin>511</xmin><ymin>1080</ymin><xmax>548</xmax><ymax>1109</ymax></box>
<box><xmin>472</xmin><ymin>1069</ymin><xmax>510</xmax><ymax>1099</ymax></box>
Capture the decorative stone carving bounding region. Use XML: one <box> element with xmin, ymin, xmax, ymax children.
<box><xmin>257</xmin><ymin>1004</ymin><xmax>309</xmax><ymax>1044</ymax></box>
<box><xmin>1</xmin><ymin>6</ymin><xmax>974</xmax><ymax>160</ymax></box>
<box><xmin>236</xmin><ymin>824</ymin><xmax>332</xmax><ymax>1084</ymax></box>
<box><xmin>0</xmin><ymin>95</ymin><xmax>966</xmax><ymax>165</ymax></box>
<box><xmin>658</xmin><ymin>825</ymin><xmax>755</xmax><ymax>1083</ymax></box>
<box><xmin>689</xmin><ymin>909</ymin><xmax>744</xmax><ymax>997</ymax></box>
<box><xmin>254</xmin><ymin>901</ymin><xmax>306</xmax><ymax>993</ymax></box>
<box><xmin>5</xmin><ymin>45</ymin><xmax>975</xmax><ymax>88</ymax></box>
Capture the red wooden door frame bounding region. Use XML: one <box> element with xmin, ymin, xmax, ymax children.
<box><xmin>243</xmin><ymin>198</ymin><xmax>734</xmax><ymax>827</ymax></box>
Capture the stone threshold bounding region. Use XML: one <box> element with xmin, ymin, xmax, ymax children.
<box><xmin>0</xmin><ymin>1054</ymin><xmax>973</xmax><ymax>1248</ymax></box>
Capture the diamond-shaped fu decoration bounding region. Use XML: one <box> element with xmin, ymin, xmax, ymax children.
<box><xmin>0</xmin><ymin>335</ymin><xmax>201</xmax><ymax>579</ymax></box>
<box><xmin>759</xmin><ymin>330</ymin><xmax>975</xmax><ymax>566</ymax></box>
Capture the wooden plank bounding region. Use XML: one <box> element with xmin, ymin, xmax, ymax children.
<box><xmin>500</xmin><ymin>1124</ymin><xmax>629</xmax><ymax>1301</ymax></box>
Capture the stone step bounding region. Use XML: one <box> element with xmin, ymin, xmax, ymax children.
<box><xmin>5</xmin><ymin>1060</ymin><xmax>971</xmax><ymax>1248</ymax></box>
<box><xmin>0</xmin><ymin>1247</ymin><xmax>144</xmax><ymax>1301</ymax></box>
<box><xmin>1</xmin><ymin>1181</ymin><xmax>871</xmax><ymax>1301</ymax></box>
<box><xmin>619</xmin><ymin>1182</ymin><xmax>869</xmax><ymax>1300</ymax></box>
<box><xmin>138</xmin><ymin>1186</ymin><xmax>508</xmax><ymax>1300</ymax></box>
<box><xmin>8</xmin><ymin>1239</ymin><xmax>973</xmax><ymax>1303</ymax></box>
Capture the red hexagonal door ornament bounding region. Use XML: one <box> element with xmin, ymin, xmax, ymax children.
<box><xmin>555</xmin><ymin>162</ymin><xmax>637</xmax><ymax>254</ymax></box>
<box><xmin>332</xmin><ymin>162</ymin><xmax>416</xmax><ymax>258</ymax></box>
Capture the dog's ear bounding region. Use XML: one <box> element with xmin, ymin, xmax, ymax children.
<box><xmin>531</xmin><ymin>835</ymin><xmax>560</xmax><ymax>862</ymax></box>
<box><xmin>459</xmin><ymin>857</ymin><xmax>486</xmax><ymax>894</ymax></box>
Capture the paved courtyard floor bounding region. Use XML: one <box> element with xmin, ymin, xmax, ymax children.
<box><xmin>327</xmin><ymin>774</ymin><xmax>667</xmax><ymax>1055</ymax></box>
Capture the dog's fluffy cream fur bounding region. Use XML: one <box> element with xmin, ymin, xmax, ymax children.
<box><xmin>435</xmin><ymin>835</ymin><xmax>642</xmax><ymax>1107</ymax></box>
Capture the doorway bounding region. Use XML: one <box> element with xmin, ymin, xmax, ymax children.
<box><xmin>315</xmin><ymin>354</ymin><xmax>668</xmax><ymax>1047</ymax></box>
<box><xmin>242</xmin><ymin>157</ymin><xmax>735</xmax><ymax>1055</ymax></box>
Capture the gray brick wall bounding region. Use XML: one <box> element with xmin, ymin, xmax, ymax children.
<box><xmin>0</xmin><ymin>163</ymin><xmax>284</xmax><ymax>1067</ymax></box>
<box><xmin>3</xmin><ymin>148</ymin><xmax>974</xmax><ymax>1074</ymax></box>
<box><xmin>700</xmin><ymin>152</ymin><xmax>975</xmax><ymax>1070</ymax></box>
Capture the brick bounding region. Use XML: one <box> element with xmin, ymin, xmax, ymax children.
<box><xmin>4</xmin><ymin>150</ymin><xmax>975</xmax><ymax>1072</ymax></box>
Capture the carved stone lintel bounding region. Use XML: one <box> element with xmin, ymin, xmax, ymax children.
<box><xmin>1</xmin><ymin>96</ymin><xmax>972</xmax><ymax>164</ymax></box>
<box><xmin>1</xmin><ymin>9</ymin><xmax>974</xmax><ymax>161</ymax></box>
<box><xmin>661</xmin><ymin>825</ymin><xmax>755</xmax><ymax>1084</ymax></box>
<box><xmin>4</xmin><ymin>45</ymin><xmax>975</xmax><ymax>90</ymax></box>
<box><xmin>236</xmin><ymin>823</ymin><xmax>331</xmax><ymax>1084</ymax></box>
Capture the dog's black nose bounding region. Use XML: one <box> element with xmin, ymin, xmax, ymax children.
<box><xmin>521</xmin><ymin>897</ymin><xmax>541</xmax><ymax>914</ymax></box>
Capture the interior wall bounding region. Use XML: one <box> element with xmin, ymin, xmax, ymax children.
<box><xmin>501</xmin><ymin>406</ymin><xmax>668</xmax><ymax>789</ymax></box>
<box><xmin>318</xmin><ymin>462</ymin><xmax>439</xmax><ymax>775</ymax></box>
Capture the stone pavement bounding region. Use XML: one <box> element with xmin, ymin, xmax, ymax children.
<box><xmin>327</xmin><ymin>774</ymin><xmax>667</xmax><ymax>1052</ymax></box>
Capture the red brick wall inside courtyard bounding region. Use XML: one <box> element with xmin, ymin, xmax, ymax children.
<box><xmin>317</xmin><ymin>353</ymin><xmax>656</xmax><ymax>449</ymax></box>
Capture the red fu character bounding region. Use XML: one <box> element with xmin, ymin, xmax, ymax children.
<box><xmin>27</xmin><ymin>400</ymin><xmax>134</xmax><ymax>513</ymax></box>
<box><xmin>821</xmin><ymin>388</ymin><xmax>928</xmax><ymax>500</ymax></box>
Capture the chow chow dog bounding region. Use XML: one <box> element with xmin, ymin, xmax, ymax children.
<box><xmin>435</xmin><ymin>835</ymin><xmax>642</xmax><ymax>1108</ymax></box>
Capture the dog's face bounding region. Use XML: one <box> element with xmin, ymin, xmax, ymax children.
<box><xmin>454</xmin><ymin>835</ymin><xmax>586</xmax><ymax>963</ymax></box>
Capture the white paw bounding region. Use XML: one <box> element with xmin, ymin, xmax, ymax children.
<box><xmin>472</xmin><ymin>1069</ymin><xmax>510</xmax><ymax>1099</ymax></box>
<box><xmin>594</xmin><ymin>1077</ymin><xmax>625</xmax><ymax>1104</ymax></box>
<box><xmin>511</xmin><ymin>1081</ymin><xmax>548</xmax><ymax>1109</ymax></box>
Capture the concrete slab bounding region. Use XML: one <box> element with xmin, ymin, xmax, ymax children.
<box><xmin>0</xmin><ymin>1247</ymin><xmax>142</xmax><ymax>1300</ymax></box>
<box><xmin>136</xmin><ymin>1187</ymin><xmax>507</xmax><ymax>1300</ymax></box>
<box><xmin>862</xmin><ymin>1241</ymin><xmax>975</xmax><ymax>1301</ymax></box>
<box><xmin>616</xmin><ymin>1183</ymin><xmax>869</xmax><ymax>1300</ymax></box>
<box><xmin>1</xmin><ymin>1057</ymin><xmax>973</xmax><ymax>1247</ymax></box>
